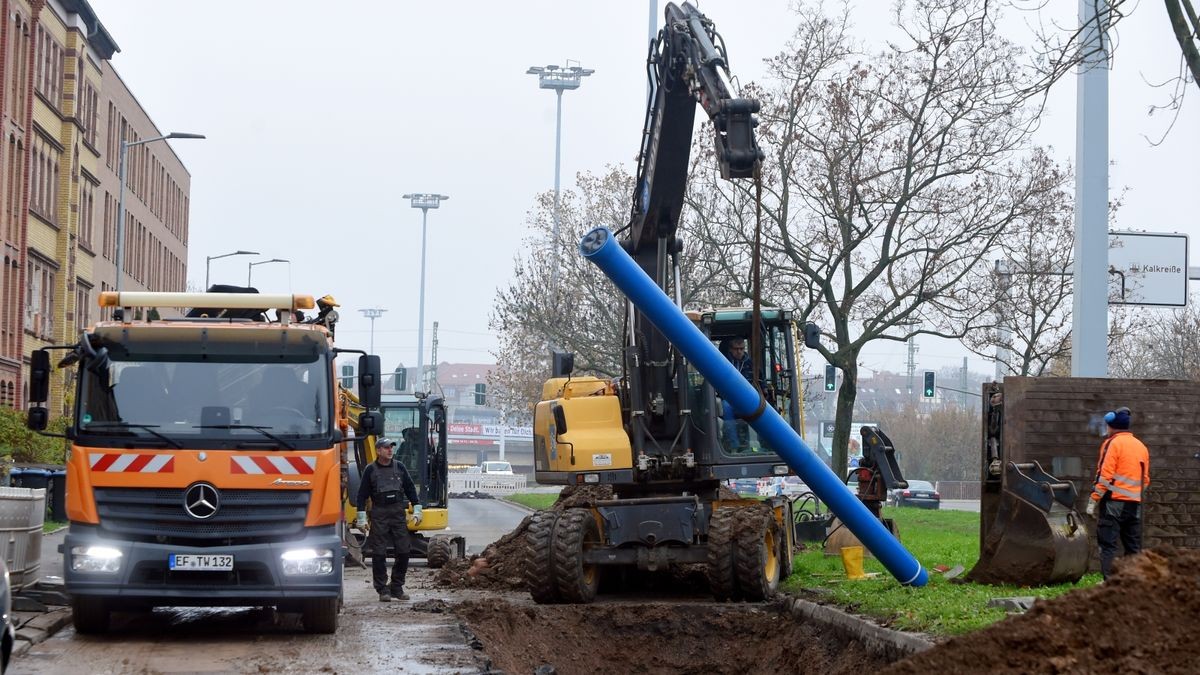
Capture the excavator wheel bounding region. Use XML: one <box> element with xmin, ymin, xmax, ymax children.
<box><xmin>426</xmin><ymin>536</ymin><xmax>453</xmax><ymax>569</ymax></box>
<box><xmin>707</xmin><ymin>506</ymin><xmax>739</xmax><ymax>601</ymax></box>
<box><xmin>553</xmin><ymin>508</ymin><xmax>602</xmax><ymax>603</ymax></box>
<box><xmin>736</xmin><ymin>506</ymin><xmax>782</xmax><ymax>601</ymax></box>
<box><xmin>525</xmin><ymin>510</ymin><xmax>563</xmax><ymax>604</ymax></box>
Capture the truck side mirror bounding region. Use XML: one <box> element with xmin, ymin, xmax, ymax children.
<box><xmin>803</xmin><ymin>322</ymin><xmax>821</xmax><ymax>350</ymax></box>
<box><xmin>552</xmin><ymin>403</ymin><xmax>568</xmax><ymax>436</ymax></box>
<box><xmin>552</xmin><ymin>351</ymin><xmax>574</xmax><ymax>377</ymax></box>
<box><xmin>29</xmin><ymin>350</ymin><xmax>51</xmax><ymax>403</ymax></box>
<box><xmin>358</xmin><ymin>355</ymin><xmax>381</xmax><ymax>409</ymax></box>
<box><xmin>358</xmin><ymin>411</ymin><xmax>382</xmax><ymax>435</ymax></box>
<box><xmin>27</xmin><ymin>406</ymin><xmax>49</xmax><ymax>431</ymax></box>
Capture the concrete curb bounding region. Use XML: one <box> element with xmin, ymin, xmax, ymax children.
<box><xmin>499</xmin><ymin>498</ymin><xmax>537</xmax><ymax>514</ymax></box>
<box><xmin>11</xmin><ymin>607</ymin><xmax>71</xmax><ymax>659</ymax></box>
<box><xmin>782</xmin><ymin>596</ymin><xmax>934</xmax><ymax>661</ymax></box>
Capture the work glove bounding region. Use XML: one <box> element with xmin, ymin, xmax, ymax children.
<box><xmin>412</xmin><ymin>504</ymin><xmax>423</xmax><ymax>526</ymax></box>
<box><xmin>355</xmin><ymin>511</ymin><xmax>367</xmax><ymax>528</ymax></box>
<box><xmin>1085</xmin><ymin>500</ymin><xmax>1096</xmax><ymax>517</ymax></box>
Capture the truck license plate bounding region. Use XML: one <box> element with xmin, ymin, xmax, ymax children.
<box><xmin>169</xmin><ymin>554</ymin><xmax>234</xmax><ymax>571</ymax></box>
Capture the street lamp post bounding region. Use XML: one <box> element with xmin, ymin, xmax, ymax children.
<box><xmin>204</xmin><ymin>249</ymin><xmax>259</xmax><ymax>290</ymax></box>
<box><xmin>247</xmin><ymin>258</ymin><xmax>290</xmax><ymax>286</ymax></box>
<box><xmin>116</xmin><ymin>132</ymin><xmax>205</xmax><ymax>293</ymax></box>
<box><xmin>526</xmin><ymin>62</ymin><xmax>593</xmax><ymax>288</ymax></box>
<box><xmin>359</xmin><ymin>308</ymin><xmax>387</xmax><ymax>355</ymax></box>
<box><xmin>402</xmin><ymin>193</ymin><xmax>448</xmax><ymax>393</ymax></box>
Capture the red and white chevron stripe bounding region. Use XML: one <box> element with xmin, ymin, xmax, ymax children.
<box><xmin>230</xmin><ymin>455</ymin><xmax>316</xmax><ymax>475</ymax></box>
<box><xmin>89</xmin><ymin>453</ymin><xmax>175</xmax><ymax>473</ymax></box>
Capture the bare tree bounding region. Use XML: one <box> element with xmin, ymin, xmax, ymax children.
<box><xmin>963</xmin><ymin>149</ymin><xmax>1075</xmax><ymax>376</ymax></box>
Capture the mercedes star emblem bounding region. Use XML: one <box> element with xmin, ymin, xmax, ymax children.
<box><xmin>183</xmin><ymin>482</ymin><xmax>220</xmax><ymax>520</ymax></box>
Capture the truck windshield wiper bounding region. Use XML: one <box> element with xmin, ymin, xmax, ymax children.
<box><xmin>83</xmin><ymin>422</ymin><xmax>183</xmax><ymax>449</ymax></box>
<box><xmin>193</xmin><ymin>425</ymin><xmax>296</xmax><ymax>450</ymax></box>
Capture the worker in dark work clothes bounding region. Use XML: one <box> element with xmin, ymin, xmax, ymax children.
<box><xmin>356</xmin><ymin>437</ymin><xmax>422</xmax><ymax>601</ymax></box>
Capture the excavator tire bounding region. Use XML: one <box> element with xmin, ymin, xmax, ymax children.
<box><xmin>553</xmin><ymin>508</ymin><xmax>601</xmax><ymax>603</ymax></box>
<box><xmin>707</xmin><ymin>506</ymin><xmax>739</xmax><ymax>601</ymax></box>
<box><xmin>426</xmin><ymin>536</ymin><xmax>453</xmax><ymax>569</ymax></box>
<box><xmin>735</xmin><ymin>505</ymin><xmax>782</xmax><ymax>601</ymax></box>
<box><xmin>525</xmin><ymin>510</ymin><xmax>563</xmax><ymax>604</ymax></box>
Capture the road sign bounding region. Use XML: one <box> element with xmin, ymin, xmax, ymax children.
<box><xmin>1108</xmin><ymin>231</ymin><xmax>1188</xmax><ymax>307</ymax></box>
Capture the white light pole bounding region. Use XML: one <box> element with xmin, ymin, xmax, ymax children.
<box><xmin>205</xmin><ymin>249</ymin><xmax>259</xmax><ymax>290</ymax></box>
<box><xmin>526</xmin><ymin>62</ymin><xmax>593</xmax><ymax>287</ymax></box>
<box><xmin>359</xmin><ymin>308</ymin><xmax>387</xmax><ymax>355</ymax></box>
<box><xmin>247</xmin><ymin>258</ymin><xmax>289</xmax><ymax>286</ymax></box>
<box><xmin>116</xmin><ymin>132</ymin><xmax>205</xmax><ymax>293</ymax></box>
<box><xmin>402</xmin><ymin>193</ymin><xmax>448</xmax><ymax>392</ymax></box>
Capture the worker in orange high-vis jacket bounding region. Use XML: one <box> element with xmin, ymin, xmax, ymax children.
<box><xmin>1087</xmin><ymin>407</ymin><xmax>1151</xmax><ymax>579</ymax></box>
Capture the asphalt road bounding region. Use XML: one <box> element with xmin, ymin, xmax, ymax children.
<box><xmin>12</xmin><ymin>498</ymin><xmax>528</xmax><ymax>674</ymax></box>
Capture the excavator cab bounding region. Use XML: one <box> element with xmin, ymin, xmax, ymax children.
<box><xmin>965</xmin><ymin>384</ymin><xmax>1090</xmax><ymax>585</ymax></box>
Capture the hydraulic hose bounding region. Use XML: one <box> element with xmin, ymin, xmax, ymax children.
<box><xmin>580</xmin><ymin>226</ymin><xmax>927</xmax><ymax>587</ymax></box>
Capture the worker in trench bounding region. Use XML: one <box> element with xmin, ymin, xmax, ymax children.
<box><xmin>356</xmin><ymin>437</ymin><xmax>423</xmax><ymax>601</ymax></box>
<box><xmin>1087</xmin><ymin>407</ymin><xmax>1151</xmax><ymax>580</ymax></box>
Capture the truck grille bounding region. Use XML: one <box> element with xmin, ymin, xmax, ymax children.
<box><xmin>93</xmin><ymin>487</ymin><xmax>310</xmax><ymax>541</ymax></box>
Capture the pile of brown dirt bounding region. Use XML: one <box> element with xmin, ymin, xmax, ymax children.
<box><xmin>457</xmin><ymin>598</ymin><xmax>888</xmax><ymax>675</ymax></box>
<box><xmin>434</xmin><ymin>485</ymin><xmax>615</xmax><ymax>591</ymax></box>
<box><xmin>883</xmin><ymin>547</ymin><xmax>1200</xmax><ymax>674</ymax></box>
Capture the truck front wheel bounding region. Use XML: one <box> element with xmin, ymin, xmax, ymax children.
<box><xmin>72</xmin><ymin>596</ymin><xmax>110</xmax><ymax>635</ymax></box>
<box><xmin>302</xmin><ymin>597</ymin><xmax>339</xmax><ymax>634</ymax></box>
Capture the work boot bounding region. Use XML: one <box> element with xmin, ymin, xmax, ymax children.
<box><xmin>378</xmin><ymin>592</ymin><xmax>392</xmax><ymax>602</ymax></box>
<box><xmin>391</xmin><ymin>588</ymin><xmax>410</xmax><ymax>601</ymax></box>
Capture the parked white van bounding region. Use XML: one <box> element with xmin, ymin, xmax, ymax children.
<box><xmin>480</xmin><ymin>461</ymin><xmax>514</xmax><ymax>475</ymax></box>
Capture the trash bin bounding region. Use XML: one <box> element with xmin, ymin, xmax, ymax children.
<box><xmin>49</xmin><ymin>469</ymin><xmax>67</xmax><ymax>522</ymax></box>
<box><xmin>10</xmin><ymin>467</ymin><xmax>50</xmax><ymax>491</ymax></box>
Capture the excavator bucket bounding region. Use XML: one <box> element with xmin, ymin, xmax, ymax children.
<box><xmin>966</xmin><ymin>461</ymin><xmax>1089</xmax><ymax>585</ymax></box>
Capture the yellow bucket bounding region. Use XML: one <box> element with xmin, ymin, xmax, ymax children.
<box><xmin>840</xmin><ymin>545</ymin><xmax>866</xmax><ymax>580</ymax></box>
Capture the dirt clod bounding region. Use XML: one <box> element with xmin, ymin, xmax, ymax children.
<box><xmin>884</xmin><ymin>546</ymin><xmax>1200</xmax><ymax>674</ymax></box>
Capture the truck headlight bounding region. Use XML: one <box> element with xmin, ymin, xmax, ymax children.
<box><xmin>72</xmin><ymin>545</ymin><xmax>123</xmax><ymax>573</ymax></box>
<box><xmin>281</xmin><ymin>548</ymin><xmax>334</xmax><ymax>576</ymax></box>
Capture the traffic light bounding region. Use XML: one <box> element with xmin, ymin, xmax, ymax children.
<box><xmin>824</xmin><ymin>364</ymin><xmax>837</xmax><ymax>392</ymax></box>
<box><xmin>922</xmin><ymin>371</ymin><xmax>936</xmax><ymax>399</ymax></box>
<box><xmin>393</xmin><ymin>365</ymin><xmax>407</xmax><ymax>392</ymax></box>
<box><xmin>340</xmin><ymin>364</ymin><xmax>354</xmax><ymax>390</ymax></box>
<box><xmin>474</xmin><ymin>383</ymin><xmax>487</xmax><ymax>406</ymax></box>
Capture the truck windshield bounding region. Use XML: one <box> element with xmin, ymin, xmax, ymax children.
<box><xmin>78</xmin><ymin>358</ymin><xmax>332</xmax><ymax>446</ymax></box>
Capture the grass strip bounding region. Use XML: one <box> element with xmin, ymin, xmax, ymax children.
<box><xmin>783</xmin><ymin>506</ymin><xmax>1101</xmax><ymax>635</ymax></box>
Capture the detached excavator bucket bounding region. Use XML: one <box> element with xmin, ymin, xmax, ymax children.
<box><xmin>966</xmin><ymin>461</ymin><xmax>1089</xmax><ymax>585</ymax></box>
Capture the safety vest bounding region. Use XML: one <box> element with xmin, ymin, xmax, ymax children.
<box><xmin>1091</xmin><ymin>431</ymin><xmax>1150</xmax><ymax>503</ymax></box>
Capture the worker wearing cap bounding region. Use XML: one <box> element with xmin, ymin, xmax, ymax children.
<box><xmin>355</xmin><ymin>437</ymin><xmax>422</xmax><ymax>601</ymax></box>
<box><xmin>1087</xmin><ymin>407</ymin><xmax>1150</xmax><ymax>579</ymax></box>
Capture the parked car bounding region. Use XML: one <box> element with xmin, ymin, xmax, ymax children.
<box><xmin>1</xmin><ymin>558</ymin><xmax>13</xmax><ymax>673</ymax></box>
<box><xmin>729</xmin><ymin>478</ymin><xmax>760</xmax><ymax>496</ymax></box>
<box><xmin>888</xmin><ymin>479</ymin><xmax>941</xmax><ymax>509</ymax></box>
<box><xmin>780</xmin><ymin>475</ymin><xmax>810</xmax><ymax>497</ymax></box>
<box><xmin>480</xmin><ymin>461</ymin><xmax>514</xmax><ymax>475</ymax></box>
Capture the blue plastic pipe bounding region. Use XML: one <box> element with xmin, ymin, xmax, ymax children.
<box><xmin>580</xmin><ymin>227</ymin><xmax>927</xmax><ymax>587</ymax></box>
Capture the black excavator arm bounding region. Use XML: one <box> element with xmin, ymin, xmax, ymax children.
<box><xmin>619</xmin><ymin>2</ymin><xmax>764</xmax><ymax>473</ymax></box>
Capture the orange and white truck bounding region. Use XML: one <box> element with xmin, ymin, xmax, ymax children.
<box><xmin>26</xmin><ymin>290</ymin><xmax>383</xmax><ymax>634</ymax></box>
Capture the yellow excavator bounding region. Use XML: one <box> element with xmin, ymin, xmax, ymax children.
<box><xmin>525</xmin><ymin>3</ymin><xmax>823</xmax><ymax>604</ymax></box>
<box><xmin>340</xmin><ymin>386</ymin><xmax>464</xmax><ymax>568</ymax></box>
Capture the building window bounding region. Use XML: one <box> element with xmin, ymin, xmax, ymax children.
<box><xmin>76</xmin><ymin>281</ymin><xmax>92</xmax><ymax>331</ymax></box>
<box><xmin>79</xmin><ymin>179</ymin><xmax>96</xmax><ymax>249</ymax></box>
<box><xmin>25</xmin><ymin>256</ymin><xmax>55</xmax><ymax>338</ymax></box>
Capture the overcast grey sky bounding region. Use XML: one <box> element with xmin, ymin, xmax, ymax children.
<box><xmin>89</xmin><ymin>0</ymin><xmax>1197</xmax><ymax>378</ymax></box>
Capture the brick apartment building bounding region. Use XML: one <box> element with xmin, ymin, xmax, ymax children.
<box><xmin>0</xmin><ymin>0</ymin><xmax>190</xmax><ymax>414</ymax></box>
